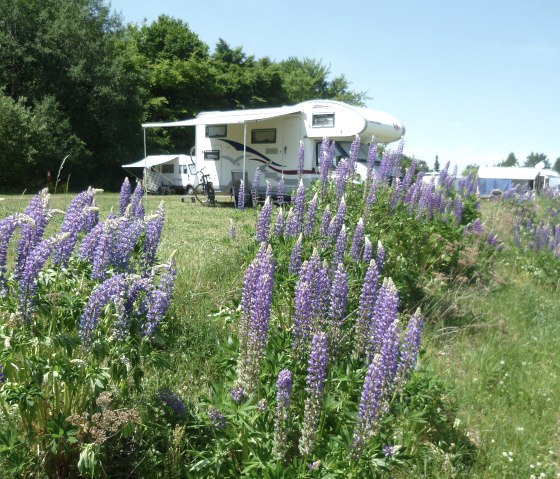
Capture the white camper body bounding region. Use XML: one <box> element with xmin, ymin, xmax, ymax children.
<box><xmin>141</xmin><ymin>99</ymin><xmax>405</xmax><ymax>197</ymax></box>
<box><xmin>122</xmin><ymin>154</ymin><xmax>198</xmax><ymax>194</ymax></box>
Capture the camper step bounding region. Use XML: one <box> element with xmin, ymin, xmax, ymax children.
<box><xmin>180</xmin><ymin>195</ymin><xmax>196</xmax><ymax>203</ymax></box>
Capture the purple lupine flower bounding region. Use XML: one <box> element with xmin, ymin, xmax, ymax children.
<box><xmin>112</xmin><ymin>218</ymin><xmax>144</xmax><ymax>272</ymax></box>
<box><xmin>470</xmin><ymin>218</ymin><xmax>484</xmax><ymax>235</ymax></box>
<box><xmin>402</xmin><ymin>159</ymin><xmax>416</xmax><ymax>191</ymax></box>
<box><xmin>366</xmin><ymin>137</ymin><xmax>378</xmax><ymax>180</ymax></box>
<box><xmin>299</xmin><ymin>332</ymin><xmax>328</xmax><ymax>456</ymax></box>
<box><xmin>15</xmin><ymin>189</ymin><xmax>51</xmax><ymax>279</ymax></box>
<box><xmin>274</xmin><ymin>207</ymin><xmax>284</xmax><ymax>237</ymax></box>
<box><xmin>256</xmin><ymin>197</ymin><xmax>272</xmax><ymax>243</ymax></box>
<box><xmin>298</xmin><ymin>140</ymin><xmax>305</xmax><ymax>176</ymax></box>
<box><xmin>351</xmin><ymin>353</ymin><xmax>386</xmax><ymax>457</ymax></box>
<box><xmin>79</xmin><ymin>273</ymin><xmax>129</xmax><ymax>342</ymax></box>
<box><xmin>382</xmin><ymin>445</ymin><xmax>400</xmax><ymax>457</ymax></box>
<box><xmin>289</xmin><ymin>233</ymin><xmax>303</xmax><ymax>275</ymax></box>
<box><xmin>54</xmin><ymin>188</ymin><xmax>98</xmax><ymax>266</ymax></box>
<box><xmin>257</xmin><ymin>399</ymin><xmax>267</xmax><ymax>412</ymax></box>
<box><xmin>362</xmin><ymin>236</ymin><xmax>373</xmax><ymax>263</ymax></box>
<box><xmin>378</xmin><ymin>317</ymin><xmax>401</xmax><ymax>396</ymax></box>
<box><xmin>272</xmin><ymin>368</ymin><xmax>293</xmax><ymax>458</ymax></box>
<box><xmin>319</xmin><ymin>205</ymin><xmax>331</xmax><ymax>247</ymax></box>
<box><xmin>453</xmin><ymin>196</ymin><xmax>464</xmax><ymax>225</ymax></box>
<box><xmin>334</xmin><ymin>159</ymin><xmax>349</xmax><ymax>201</ymax></box>
<box><xmin>396</xmin><ymin>308</ymin><xmax>424</xmax><ymax>384</ymax></box>
<box><xmin>208</xmin><ymin>407</ymin><xmax>226</xmax><ymax>430</ymax></box>
<box><xmin>332</xmin><ymin>224</ymin><xmax>347</xmax><ymax>269</ymax></box>
<box><xmin>91</xmin><ymin>219</ymin><xmax>118</xmax><ymax>280</ymax></box>
<box><xmin>292</xmin><ymin>250</ymin><xmax>328</xmax><ymax>356</ymax></box>
<box><xmin>348</xmin><ymin>134</ymin><xmax>360</xmax><ymax>176</ymax></box>
<box><xmin>230</xmin><ymin>385</ymin><xmax>245</xmax><ymax>404</ymax></box>
<box><xmin>366</xmin><ymin>278</ymin><xmax>399</xmax><ymax>362</ymax></box>
<box><xmin>19</xmin><ymin>232</ymin><xmax>69</xmax><ymax>321</ymax></box>
<box><xmin>350</xmin><ymin>218</ymin><xmax>365</xmax><ymax>262</ymax></box>
<box><xmin>319</xmin><ymin>137</ymin><xmax>334</xmax><ymax>199</ymax></box>
<box><xmin>119</xmin><ymin>177</ymin><xmax>132</xmax><ymax>216</ymax></box>
<box><xmin>0</xmin><ymin>364</ymin><xmax>5</xmax><ymax>383</ymax></box>
<box><xmin>290</xmin><ymin>179</ymin><xmax>306</xmax><ymax>236</ymax></box>
<box><xmin>304</xmin><ymin>192</ymin><xmax>318</xmax><ymax>238</ymax></box>
<box><xmin>236</xmin><ymin>244</ymin><xmax>275</xmax><ymax>395</ymax></box>
<box><xmin>143</xmin><ymin>258</ymin><xmax>176</xmax><ymax>337</ymax></box>
<box><xmin>143</xmin><ymin>201</ymin><xmax>165</xmax><ymax>271</ymax></box>
<box><xmin>353</xmin><ymin>259</ymin><xmax>380</xmax><ymax>357</ymax></box>
<box><xmin>251</xmin><ymin>167</ymin><xmax>261</xmax><ymax>202</ymax></box>
<box><xmin>308</xmin><ymin>460</ymin><xmax>321</xmax><ymax>470</ymax></box>
<box><xmin>115</xmin><ymin>276</ymin><xmax>153</xmax><ymax>340</ymax></box>
<box><xmin>237</xmin><ymin>180</ymin><xmax>246</xmax><ymax>210</ymax></box>
<box><xmin>328</xmin><ymin>196</ymin><xmax>346</xmax><ymax>241</ymax></box>
<box><xmin>276</xmin><ymin>175</ymin><xmax>285</xmax><ymax>206</ymax></box>
<box><xmin>265</xmin><ymin>180</ymin><xmax>271</xmax><ymax>200</ymax></box>
<box><xmin>229</xmin><ymin>219</ymin><xmax>236</xmax><ymax>240</ymax></box>
<box><xmin>158</xmin><ymin>388</ymin><xmax>186</xmax><ymax>417</ymax></box>
<box><xmin>328</xmin><ymin>262</ymin><xmax>348</xmax><ymax>355</ymax></box>
<box><xmin>0</xmin><ymin>214</ymin><xmax>34</xmax><ymax>294</ymax></box>
<box><xmin>364</xmin><ymin>179</ymin><xmax>378</xmax><ymax>219</ymax></box>
<box><xmin>131</xmin><ymin>182</ymin><xmax>145</xmax><ymax>219</ymax></box>
<box><xmin>77</xmin><ymin>222</ymin><xmax>104</xmax><ymax>263</ymax></box>
<box><xmin>284</xmin><ymin>208</ymin><xmax>297</xmax><ymax>238</ymax></box>
<box><xmin>375</xmin><ymin>241</ymin><xmax>386</xmax><ymax>273</ymax></box>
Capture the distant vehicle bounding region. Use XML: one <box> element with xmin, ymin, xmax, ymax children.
<box><xmin>137</xmin><ymin>99</ymin><xmax>405</xmax><ymax>198</ymax></box>
<box><xmin>477</xmin><ymin>166</ymin><xmax>560</xmax><ymax>197</ymax></box>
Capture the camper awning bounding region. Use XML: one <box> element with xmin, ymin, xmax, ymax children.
<box><xmin>122</xmin><ymin>155</ymin><xmax>182</xmax><ymax>168</ymax></box>
<box><xmin>142</xmin><ymin>105</ymin><xmax>303</xmax><ymax>129</ymax></box>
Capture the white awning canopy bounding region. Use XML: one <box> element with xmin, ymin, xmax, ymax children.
<box><xmin>142</xmin><ymin>105</ymin><xmax>303</xmax><ymax>129</ymax></box>
<box><xmin>478</xmin><ymin>167</ymin><xmax>540</xmax><ymax>181</ymax></box>
<box><xmin>122</xmin><ymin>154</ymin><xmax>185</xmax><ymax>168</ymax></box>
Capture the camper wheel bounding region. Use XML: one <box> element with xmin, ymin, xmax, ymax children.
<box><xmin>185</xmin><ymin>185</ymin><xmax>194</xmax><ymax>195</ymax></box>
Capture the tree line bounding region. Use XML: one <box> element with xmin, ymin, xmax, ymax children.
<box><xmin>0</xmin><ymin>0</ymin><xmax>366</xmax><ymax>192</ymax></box>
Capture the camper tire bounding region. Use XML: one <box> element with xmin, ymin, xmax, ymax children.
<box><xmin>185</xmin><ymin>185</ymin><xmax>194</xmax><ymax>195</ymax></box>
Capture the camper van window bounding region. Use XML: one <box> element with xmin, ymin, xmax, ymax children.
<box><xmin>312</xmin><ymin>113</ymin><xmax>335</xmax><ymax>128</ymax></box>
<box><xmin>204</xmin><ymin>150</ymin><xmax>220</xmax><ymax>160</ymax></box>
<box><xmin>188</xmin><ymin>164</ymin><xmax>197</xmax><ymax>175</ymax></box>
<box><xmin>206</xmin><ymin>125</ymin><xmax>227</xmax><ymax>137</ymax></box>
<box><xmin>161</xmin><ymin>164</ymin><xmax>174</xmax><ymax>174</ymax></box>
<box><xmin>251</xmin><ymin>128</ymin><xmax>276</xmax><ymax>144</ymax></box>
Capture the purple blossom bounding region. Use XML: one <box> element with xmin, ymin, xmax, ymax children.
<box><xmin>362</xmin><ymin>236</ymin><xmax>373</xmax><ymax>263</ymax></box>
<box><xmin>284</xmin><ymin>208</ymin><xmax>297</xmax><ymax>237</ymax></box>
<box><xmin>375</xmin><ymin>241</ymin><xmax>386</xmax><ymax>273</ymax></box>
<box><xmin>335</xmin><ymin>159</ymin><xmax>349</xmax><ymax>200</ymax></box>
<box><xmin>288</xmin><ymin>233</ymin><xmax>303</xmax><ymax>275</ymax></box>
<box><xmin>91</xmin><ymin>219</ymin><xmax>118</xmax><ymax>280</ymax></box>
<box><xmin>131</xmin><ymin>182</ymin><xmax>145</xmax><ymax>219</ymax></box>
<box><xmin>332</xmin><ymin>224</ymin><xmax>347</xmax><ymax>269</ymax></box>
<box><xmin>0</xmin><ymin>214</ymin><xmax>34</xmax><ymax>294</ymax></box>
<box><xmin>396</xmin><ymin>308</ymin><xmax>424</xmax><ymax>383</ymax></box>
<box><xmin>304</xmin><ymin>192</ymin><xmax>318</xmax><ymax>238</ymax></box>
<box><xmin>15</xmin><ymin>189</ymin><xmax>51</xmax><ymax>279</ymax></box>
<box><xmin>265</xmin><ymin>180</ymin><xmax>271</xmax><ymax>200</ymax></box>
<box><xmin>328</xmin><ymin>197</ymin><xmax>346</xmax><ymax>241</ymax></box>
<box><xmin>382</xmin><ymin>444</ymin><xmax>400</xmax><ymax>457</ymax></box>
<box><xmin>237</xmin><ymin>180</ymin><xmax>246</xmax><ymax>210</ymax></box>
<box><xmin>299</xmin><ymin>332</ymin><xmax>328</xmax><ymax>455</ymax></box>
<box><xmin>143</xmin><ymin>259</ymin><xmax>176</xmax><ymax>337</ymax></box>
<box><xmin>328</xmin><ymin>262</ymin><xmax>348</xmax><ymax>354</ymax></box>
<box><xmin>230</xmin><ymin>385</ymin><xmax>245</xmax><ymax>404</ymax></box>
<box><xmin>276</xmin><ymin>175</ymin><xmax>285</xmax><ymax>206</ymax></box>
<box><xmin>298</xmin><ymin>140</ymin><xmax>305</xmax><ymax>176</ymax></box>
<box><xmin>353</xmin><ymin>260</ymin><xmax>380</xmax><ymax>357</ymax></box>
<box><xmin>251</xmin><ymin>167</ymin><xmax>261</xmax><ymax>202</ymax></box>
<box><xmin>319</xmin><ymin>137</ymin><xmax>334</xmax><ymax>199</ymax></box>
<box><xmin>256</xmin><ymin>197</ymin><xmax>272</xmax><ymax>243</ymax></box>
<box><xmin>348</xmin><ymin>134</ymin><xmax>360</xmax><ymax>176</ymax></box>
<box><xmin>143</xmin><ymin>202</ymin><xmax>165</xmax><ymax>270</ymax></box>
<box><xmin>366</xmin><ymin>137</ymin><xmax>378</xmax><ymax>181</ymax></box>
<box><xmin>350</xmin><ymin>218</ymin><xmax>365</xmax><ymax>261</ymax></box>
<box><xmin>119</xmin><ymin>177</ymin><xmax>132</xmax><ymax>216</ymax></box>
<box><xmin>273</xmin><ymin>369</ymin><xmax>293</xmax><ymax>458</ymax></box>
<box><xmin>319</xmin><ymin>205</ymin><xmax>331</xmax><ymax>248</ymax></box>
<box><xmin>208</xmin><ymin>407</ymin><xmax>226</xmax><ymax>430</ymax></box>
<box><xmin>19</xmin><ymin>232</ymin><xmax>69</xmax><ymax>321</ymax></box>
<box><xmin>0</xmin><ymin>364</ymin><xmax>5</xmax><ymax>383</ymax></box>
<box><xmin>274</xmin><ymin>207</ymin><xmax>284</xmax><ymax>237</ymax></box>
<box><xmin>236</xmin><ymin>244</ymin><xmax>275</xmax><ymax>395</ymax></box>
<box><xmin>286</xmin><ymin>179</ymin><xmax>305</xmax><ymax>236</ymax></box>
<box><xmin>77</xmin><ymin>222</ymin><xmax>104</xmax><ymax>263</ymax></box>
<box><xmin>365</xmin><ymin>278</ymin><xmax>399</xmax><ymax>362</ymax></box>
<box><xmin>112</xmin><ymin>218</ymin><xmax>144</xmax><ymax>271</ymax></box>
<box><xmin>364</xmin><ymin>179</ymin><xmax>378</xmax><ymax>219</ymax></box>
<box><xmin>158</xmin><ymin>388</ymin><xmax>186</xmax><ymax>417</ymax></box>
<box><xmin>453</xmin><ymin>196</ymin><xmax>464</xmax><ymax>225</ymax></box>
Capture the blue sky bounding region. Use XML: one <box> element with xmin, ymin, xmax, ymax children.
<box><xmin>110</xmin><ymin>0</ymin><xmax>559</xmax><ymax>173</ymax></box>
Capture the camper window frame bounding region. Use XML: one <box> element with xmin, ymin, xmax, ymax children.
<box><xmin>312</xmin><ymin>113</ymin><xmax>335</xmax><ymax>128</ymax></box>
<box><xmin>204</xmin><ymin>150</ymin><xmax>220</xmax><ymax>161</ymax></box>
<box><xmin>160</xmin><ymin>163</ymin><xmax>174</xmax><ymax>174</ymax></box>
<box><xmin>251</xmin><ymin>128</ymin><xmax>277</xmax><ymax>144</ymax></box>
<box><xmin>206</xmin><ymin>125</ymin><xmax>227</xmax><ymax>138</ymax></box>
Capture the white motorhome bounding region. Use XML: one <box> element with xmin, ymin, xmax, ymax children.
<box><xmin>140</xmin><ymin>99</ymin><xmax>405</xmax><ymax>198</ymax></box>
<box><xmin>122</xmin><ymin>154</ymin><xmax>198</xmax><ymax>194</ymax></box>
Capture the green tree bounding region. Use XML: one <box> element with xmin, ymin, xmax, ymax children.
<box><xmin>461</xmin><ymin>164</ymin><xmax>479</xmax><ymax>178</ymax></box>
<box><xmin>524</xmin><ymin>152</ymin><xmax>550</xmax><ymax>168</ymax></box>
<box><xmin>497</xmin><ymin>152</ymin><xmax>518</xmax><ymax>167</ymax></box>
<box><xmin>434</xmin><ymin>155</ymin><xmax>440</xmax><ymax>172</ymax></box>
<box><xmin>553</xmin><ymin>157</ymin><xmax>560</xmax><ymax>174</ymax></box>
